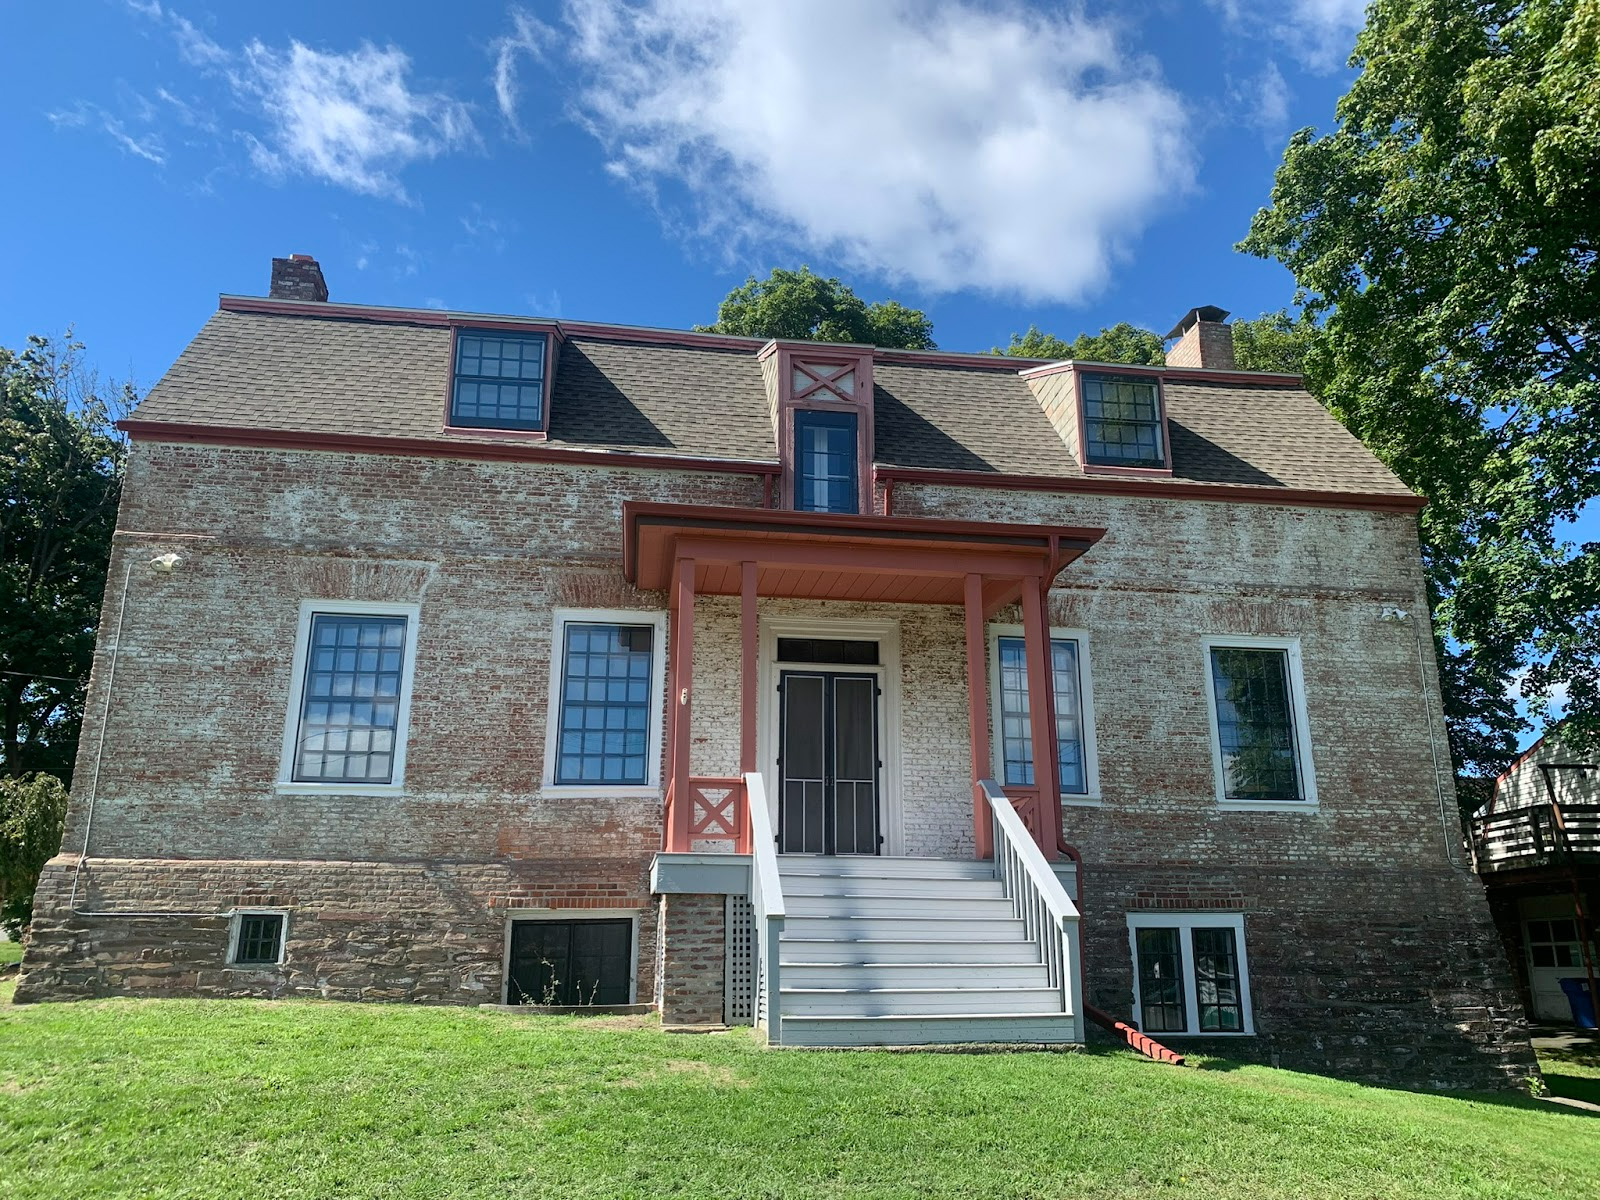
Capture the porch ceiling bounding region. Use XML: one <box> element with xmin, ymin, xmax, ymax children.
<box><xmin>622</xmin><ymin>502</ymin><xmax>1105</xmax><ymax>604</ymax></box>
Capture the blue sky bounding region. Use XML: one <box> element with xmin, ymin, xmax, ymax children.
<box><xmin>3</xmin><ymin>0</ymin><xmax>1582</xmax><ymax>744</ymax></box>
<box><xmin>4</xmin><ymin>0</ymin><xmax>1375</xmax><ymax>382</ymax></box>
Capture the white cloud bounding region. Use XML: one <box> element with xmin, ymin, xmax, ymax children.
<box><xmin>235</xmin><ymin>40</ymin><xmax>477</xmax><ymax>201</ymax></box>
<box><xmin>552</xmin><ymin>0</ymin><xmax>1193</xmax><ymax>302</ymax></box>
<box><xmin>1211</xmin><ymin>0</ymin><xmax>1369</xmax><ymax>72</ymax></box>
<box><xmin>490</xmin><ymin>7</ymin><xmax>551</xmax><ymax>137</ymax></box>
<box><xmin>48</xmin><ymin>102</ymin><xmax>167</xmax><ymax>165</ymax></box>
<box><xmin>1230</xmin><ymin>60</ymin><xmax>1290</xmax><ymax>142</ymax></box>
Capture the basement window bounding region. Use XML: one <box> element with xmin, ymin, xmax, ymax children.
<box><xmin>1127</xmin><ymin>913</ymin><xmax>1253</xmax><ymax>1036</ymax></box>
<box><xmin>450</xmin><ymin>329</ymin><xmax>549</xmax><ymax>431</ymax></box>
<box><xmin>507</xmin><ymin>918</ymin><xmax>634</xmax><ymax>1005</ymax></box>
<box><xmin>1081</xmin><ymin>373</ymin><xmax>1166</xmax><ymax>468</ymax></box>
<box><xmin>229</xmin><ymin>912</ymin><xmax>286</xmax><ymax>966</ymax></box>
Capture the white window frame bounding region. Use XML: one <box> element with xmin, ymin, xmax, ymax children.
<box><xmin>276</xmin><ymin>600</ymin><xmax>421</xmax><ymax>796</ymax></box>
<box><xmin>1126</xmin><ymin>911</ymin><xmax>1255</xmax><ymax>1037</ymax></box>
<box><xmin>1200</xmin><ymin>635</ymin><xmax>1318</xmax><ymax>812</ymax></box>
<box><xmin>541</xmin><ymin>608</ymin><xmax>668</xmax><ymax>798</ymax></box>
<box><xmin>225</xmin><ymin>908</ymin><xmax>289</xmax><ymax>968</ymax></box>
<box><xmin>500</xmin><ymin>909</ymin><xmax>642</xmax><ymax>1005</ymax></box>
<box><xmin>987</xmin><ymin>624</ymin><xmax>1101</xmax><ymax>805</ymax></box>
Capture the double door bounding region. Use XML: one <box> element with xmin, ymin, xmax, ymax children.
<box><xmin>778</xmin><ymin>670</ymin><xmax>880</xmax><ymax>855</ymax></box>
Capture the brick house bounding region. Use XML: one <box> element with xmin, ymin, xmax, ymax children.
<box><xmin>17</xmin><ymin>256</ymin><xmax>1536</xmax><ymax>1087</ymax></box>
<box><xmin>1471</xmin><ymin>726</ymin><xmax>1598</xmax><ymax>1024</ymax></box>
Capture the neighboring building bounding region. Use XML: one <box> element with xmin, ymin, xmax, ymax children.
<box><xmin>17</xmin><ymin>256</ymin><xmax>1536</xmax><ymax>1087</ymax></box>
<box><xmin>1472</xmin><ymin>725</ymin><xmax>1599</xmax><ymax>1024</ymax></box>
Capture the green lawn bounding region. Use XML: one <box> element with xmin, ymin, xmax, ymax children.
<box><xmin>0</xmin><ymin>997</ymin><xmax>1595</xmax><ymax>1200</ymax></box>
<box><xmin>0</xmin><ymin>941</ymin><xmax>21</xmax><ymax>966</ymax></box>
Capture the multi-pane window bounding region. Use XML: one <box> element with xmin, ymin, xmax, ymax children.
<box><xmin>292</xmin><ymin>614</ymin><xmax>410</xmax><ymax>784</ymax></box>
<box><xmin>231</xmin><ymin>913</ymin><xmax>285</xmax><ymax>965</ymax></box>
<box><xmin>1081</xmin><ymin>374</ymin><xmax>1166</xmax><ymax>468</ymax></box>
<box><xmin>555</xmin><ymin>623</ymin><xmax>655</xmax><ymax>785</ymax></box>
<box><xmin>1208</xmin><ymin>646</ymin><xmax>1304</xmax><ymax>802</ymax></box>
<box><xmin>1129</xmin><ymin>916</ymin><xmax>1252</xmax><ymax>1035</ymax></box>
<box><xmin>450</xmin><ymin>329</ymin><xmax>547</xmax><ymax>430</ymax></box>
<box><xmin>794</xmin><ymin>409</ymin><xmax>859</xmax><ymax>514</ymax></box>
<box><xmin>995</xmin><ymin>635</ymin><xmax>1089</xmax><ymax>795</ymax></box>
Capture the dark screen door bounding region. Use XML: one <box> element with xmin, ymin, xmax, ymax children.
<box><xmin>507</xmin><ymin>919</ymin><xmax>631</xmax><ymax>1005</ymax></box>
<box><xmin>779</xmin><ymin>671</ymin><xmax>880</xmax><ymax>855</ymax></box>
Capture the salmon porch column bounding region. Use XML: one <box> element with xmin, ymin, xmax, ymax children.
<box><xmin>1021</xmin><ymin>577</ymin><xmax>1063</xmax><ymax>861</ymax></box>
<box><xmin>739</xmin><ymin>560</ymin><xmax>758</xmax><ymax>854</ymax></box>
<box><xmin>669</xmin><ymin>557</ymin><xmax>695</xmax><ymax>851</ymax></box>
<box><xmin>963</xmin><ymin>573</ymin><xmax>994</xmax><ymax>859</ymax></box>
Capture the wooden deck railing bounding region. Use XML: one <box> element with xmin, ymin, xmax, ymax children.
<box><xmin>663</xmin><ymin>776</ymin><xmax>749</xmax><ymax>853</ymax></box>
<box><xmin>1472</xmin><ymin>801</ymin><xmax>1600</xmax><ymax>872</ymax></box>
<box><xmin>983</xmin><ymin>779</ymin><xmax>1081</xmax><ymax>1033</ymax></box>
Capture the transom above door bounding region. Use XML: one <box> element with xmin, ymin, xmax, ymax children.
<box><xmin>778</xmin><ymin>669</ymin><xmax>881</xmax><ymax>856</ymax></box>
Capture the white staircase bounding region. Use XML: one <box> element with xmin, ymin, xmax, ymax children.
<box><xmin>773</xmin><ymin>855</ymin><xmax>1082</xmax><ymax>1047</ymax></box>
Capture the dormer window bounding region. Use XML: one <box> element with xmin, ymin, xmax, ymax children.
<box><xmin>795</xmin><ymin>409</ymin><xmax>859</xmax><ymax>513</ymax></box>
<box><xmin>767</xmin><ymin>344</ymin><xmax>875</xmax><ymax>514</ymax></box>
<box><xmin>1081</xmin><ymin>373</ymin><xmax>1166</xmax><ymax>469</ymax></box>
<box><xmin>450</xmin><ymin>329</ymin><xmax>548</xmax><ymax>431</ymax></box>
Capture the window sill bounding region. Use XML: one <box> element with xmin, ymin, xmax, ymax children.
<box><xmin>1216</xmin><ymin>798</ymin><xmax>1319</xmax><ymax>814</ymax></box>
<box><xmin>276</xmin><ymin>782</ymin><xmax>407</xmax><ymax>798</ymax></box>
<box><xmin>1142</xmin><ymin>1029</ymin><xmax>1257</xmax><ymax>1038</ymax></box>
<box><xmin>539</xmin><ymin>785</ymin><xmax>663</xmax><ymax>801</ymax></box>
<box><xmin>1062</xmin><ymin>794</ymin><xmax>1103</xmax><ymax>808</ymax></box>
<box><xmin>440</xmin><ymin>425</ymin><xmax>549</xmax><ymax>441</ymax></box>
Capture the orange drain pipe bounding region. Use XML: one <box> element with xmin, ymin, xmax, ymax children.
<box><xmin>1085</xmin><ymin>1004</ymin><xmax>1187</xmax><ymax>1067</ymax></box>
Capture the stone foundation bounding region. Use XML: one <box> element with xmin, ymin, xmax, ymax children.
<box><xmin>1080</xmin><ymin>863</ymin><xmax>1538</xmax><ymax>1090</ymax></box>
<box><xmin>15</xmin><ymin>854</ymin><xmax>658</xmax><ymax>1007</ymax></box>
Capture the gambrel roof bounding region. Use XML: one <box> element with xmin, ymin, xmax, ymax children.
<box><xmin>128</xmin><ymin>298</ymin><xmax>1417</xmax><ymax>505</ymax></box>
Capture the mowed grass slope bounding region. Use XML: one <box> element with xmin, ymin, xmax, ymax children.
<box><xmin>1</xmin><ymin>997</ymin><xmax>1595</xmax><ymax>1200</ymax></box>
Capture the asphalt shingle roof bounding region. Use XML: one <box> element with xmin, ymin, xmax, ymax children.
<box><xmin>131</xmin><ymin>306</ymin><xmax>1414</xmax><ymax>499</ymax></box>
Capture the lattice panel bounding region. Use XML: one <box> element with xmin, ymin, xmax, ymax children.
<box><xmin>724</xmin><ymin>895</ymin><xmax>755</xmax><ymax>1024</ymax></box>
<box><xmin>690</xmin><ymin>781</ymin><xmax>742</xmax><ymax>841</ymax></box>
<box><xmin>791</xmin><ymin>360</ymin><xmax>859</xmax><ymax>403</ymax></box>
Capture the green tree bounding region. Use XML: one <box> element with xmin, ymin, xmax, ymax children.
<box><xmin>697</xmin><ymin>267</ymin><xmax>936</xmax><ymax>349</ymax></box>
<box><xmin>1230</xmin><ymin>310</ymin><xmax>1316</xmax><ymax>375</ymax></box>
<box><xmin>995</xmin><ymin>322</ymin><xmax>1166</xmax><ymax>365</ymax></box>
<box><xmin>1</xmin><ymin>333</ymin><xmax>129</xmax><ymax>783</ymax></box>
<box><xmin>0</xmin><ymin>772</ymin><xmax>69</xmax><ymax>936</ymax></box>
<box><xmin>1240</xmin><ymin>0</ymin><xmax>1600</xmax><ymax>774</ymax></box>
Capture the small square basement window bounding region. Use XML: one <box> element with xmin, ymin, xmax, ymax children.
<box><xmin>228</xmin><ymin>911</ymin><xmax>286</xmax><ymax>966</ymax></box>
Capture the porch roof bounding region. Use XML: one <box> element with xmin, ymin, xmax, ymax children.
<box><xmin>622</xmin><ymin>502</ymin><xmax>1105</xmax><ymax>605</ymax></box>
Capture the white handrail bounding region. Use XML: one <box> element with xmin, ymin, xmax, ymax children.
<box><xmin>981</xmin><ymin>778</ymin><xmax>1081</xmax><ymax>1023</ymax></box>
<box><xmin>744</xmin><ymin>771</ymin><xmax>785</xmax><ymax>1041</ymax></box>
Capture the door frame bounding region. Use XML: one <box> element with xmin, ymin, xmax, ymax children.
<box><xmin>759</xmin><ymin>616</ymin><xmax>904</xmax><ymax>856</ymax></box>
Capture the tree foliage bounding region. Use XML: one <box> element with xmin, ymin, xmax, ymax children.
<box><xmin>1240</xmin><ymin>0</ymin><xmax>1600</xmax><ymax>774</ymax></box>
<box><xmin>1230</xmin><ymin>310</ymin><xmax>1316</xmax><ymax>376</ymax></box>
<box><xmin>0</xmin><ymin>772</ymin><xmax>69</xmax><ymax>936</ymax></box>
<box><xmin>996</xmin><ymin>322</ymin><xmax>1166</xmax><ymax>365</ymax></box>
<box><xmin>1</xmin><ymin>334</ymin><xmax>129</xmax><ymax>783</ymax></box>
<box><xmin>697</xmin><ymin>267</ymin><xmax>937</xmax><ymax>349</ymax></box>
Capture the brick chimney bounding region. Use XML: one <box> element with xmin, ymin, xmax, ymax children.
<box><xmin>268</xmin><ymin>254</ymin><xmax>329</xmax><ymax>302</ymax></box>
<box><xmin>1164</xmin><ymin>305</ymin><xmax>1233</xmax><ymax>370</ymax></box>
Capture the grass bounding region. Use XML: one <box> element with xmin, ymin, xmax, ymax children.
<box><xmin>0</xmin><ymin>999</ymin><xmax>1594</xmax><ymax>1200</ymax></box>
<box><xmin>0</xmin><ymin>941</ymin><xmax>21</xmax><ymax>966</ymax></box>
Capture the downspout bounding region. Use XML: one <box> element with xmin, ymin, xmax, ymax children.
<box><xmin>66</xmin><ymin>555</ymin><xmax>135</xmax><ymax>912</ymax></box>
